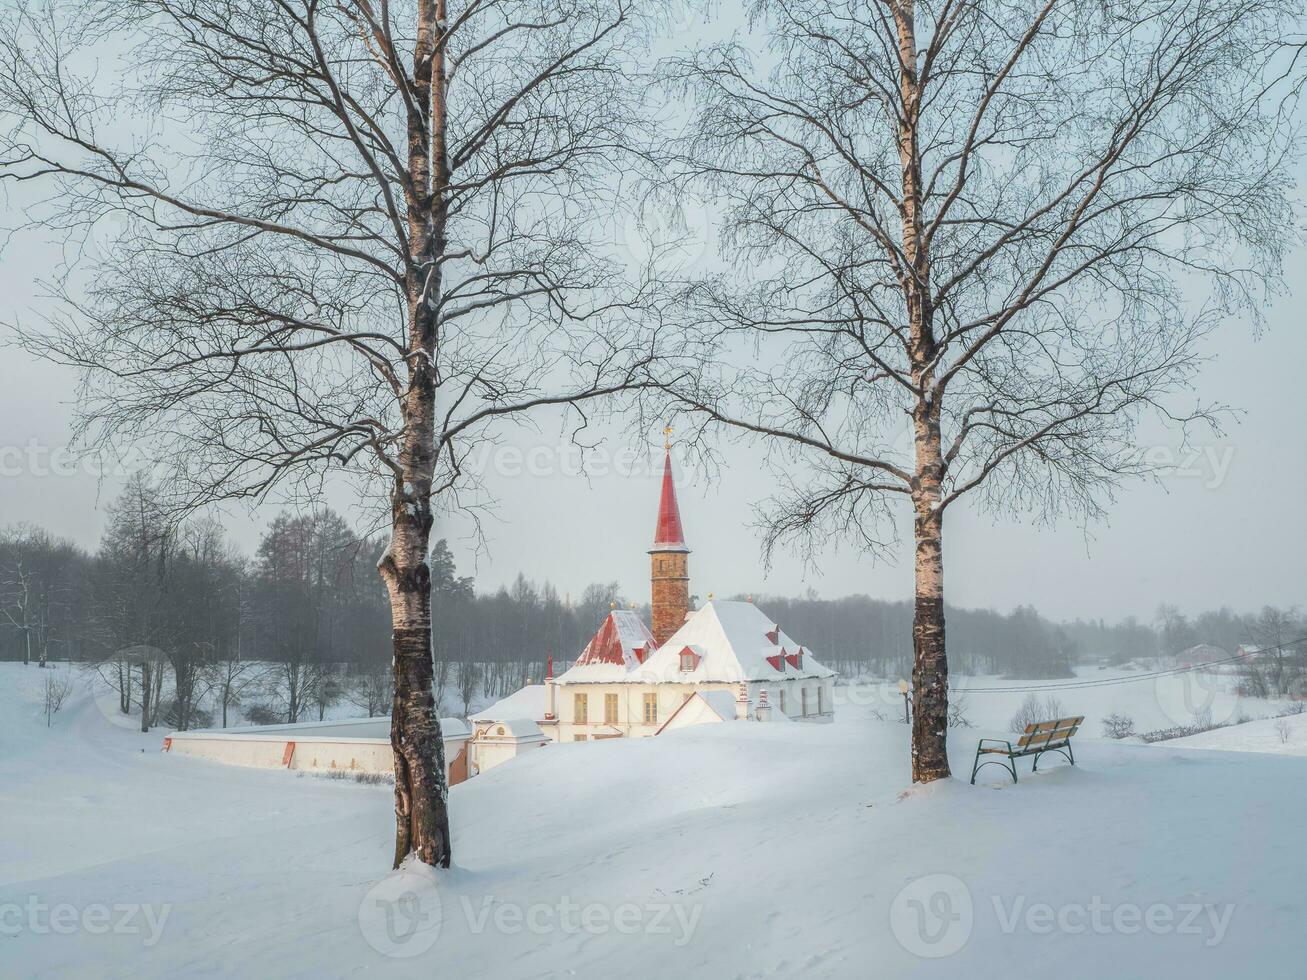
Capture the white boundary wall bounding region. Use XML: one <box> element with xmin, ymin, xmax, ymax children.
<box><xmin>165</xmin><ymin>716</ymin><xmax>472</xmax><ymax>781</ymax></box>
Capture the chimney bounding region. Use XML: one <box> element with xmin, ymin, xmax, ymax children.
<box><xmin>544</xmin><ymin>650</ymin><xmax>556</xmax><ymax>720</ymax></box>
<box><xmin>735</xmin><ymin>683</ymin><xmax>752</xmax><ymax>721</ymax></box>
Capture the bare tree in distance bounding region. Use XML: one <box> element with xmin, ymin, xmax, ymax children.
<box><xmin>91</xmin><ymin>476</ymin><xmax>175</xmax><ymax>733</ymax></box>
<box><xmin>0</xmin><ymin>0</ymin><xmax>675</xmax><ymax>868</ymax></box>
<box><xmin>347</xmin><ymin>663</ymin><xmax>396</xmax><ymax>718</ymax></box>
<box><xmin>661</xmin><ymin>0</ymin><xmax>1303</xmax><ymax>781</ymax></box>
<box><xmin>208</xmin><ymin>658</ymin><xmax>266</xmax><ymax>730</ymax></box>
<box><xmin>43</xmin><ymin>667</ymin><xmax>74</xmax><ymax>727</ymax></box>
<box><xmin>0</xmin><ymin>524</ymin><xmax>78</xmax><ymax>668</ymax></box>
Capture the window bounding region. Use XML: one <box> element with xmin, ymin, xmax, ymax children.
<box><xmin>679</xmin><ymin>649</ymin><xmax>699</xmax><ymax>671</ymax></box>
<box><xmin>643</xmin><ymin>692</ymin><xmax>658</xmax><ymax>725</ymax></box>
<box><xmin>574</xmin><ymin>734</ymin><xmax>588</xmax><ymax>742</ymax></box>
<box><xmin>817</xmin><ymin>686</ymin><xmax>824</xmax><ymax>715</ymax></box>
<box><xmin>801</xmin><ymin>688</ymin><xmax>810</xmax><ymax>716</ymax></box>
<box><xmin>779</xmin><ymin>688</ymin><xmax>787</xmax><ymax>715</ymax></box>
<box><xmin>574</xmin><ymin>693</ymin><xmax>588</xmax><ymax>724</ymax></box>
<box><xmin>605</xmin><ymin>693</ymin><xmax>619</xmax><ymax>724</ymax></box>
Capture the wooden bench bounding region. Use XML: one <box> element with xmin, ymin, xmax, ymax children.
<box><xmin>970</xmin><ymin>716</ymin><xmax>1084</xmax><ymax>784</ymax></box>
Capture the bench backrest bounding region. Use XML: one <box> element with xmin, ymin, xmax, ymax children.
<box><xmin>1016</xmin><ymin>716</ymin><xmax>1084</xmax><ymax>750</ymax></box>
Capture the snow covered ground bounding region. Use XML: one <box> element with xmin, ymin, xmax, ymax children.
<box><xmin>844</xmin><ymin>662</ymin><xmax>1279</xmax><ymax>735</ymax></box>
<box><xmin>3</xmin><ymin>662</ymin><xmax>1305</xmax><ymax>979</ymax></box>
<box><xmin>1171</xmin><ymin>709</ymin><xmax>1307</xmax><ymax>755</ymax></box>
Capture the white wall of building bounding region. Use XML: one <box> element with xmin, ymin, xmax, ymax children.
<box><xmin>549</xmin><ymin>676</ymin><xmax>834</xmax><ymax>741</ymax></box>
<box><xmin>470</xmin><ymin>720</ymin><xmax>549</xmax><ymax>774</ymax></box>
<box><xmin>165</xmin><ymin>717</ymin><xmax>472</xmax><ymax>782</ymax></box>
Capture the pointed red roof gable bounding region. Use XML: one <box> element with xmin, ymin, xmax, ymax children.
<box><xmin>651</xmin><ymin>450</ymin><xmax>689</xmax><ymax>552</ymax></box>
<box><xmin>574</xmin><ymin>609</ymin><xmax>657</xmax><ymax>668</ymax></box>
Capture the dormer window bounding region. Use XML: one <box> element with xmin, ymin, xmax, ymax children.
<box><xmin>678</xmin><ymin>646</ymin><xmax>701</xmax><ymax>671</ymax></box>
<box><xmin>785</xmin><ymin>648</ymin><xmax>803</xmax><ymax>670</ymax></box>
<box><xmin>766</xmin><ymin>625</ymin><xmax>780</xmax><ymax>645</ymax></box>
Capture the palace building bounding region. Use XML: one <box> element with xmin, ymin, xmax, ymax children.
<box><xmin>471</xmin><ymin>442</ymin><xmax>836</xmax><ymax>754</ymax></box>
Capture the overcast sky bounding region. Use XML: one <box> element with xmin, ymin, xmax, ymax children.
<box><xmin>3</xmin><ymin>255</ymin><xmax>1303</xmax><ymax>625</ymax></box>
<box><xmin>1</xmin><ymin>16</ymin><xmax>1304</xmax><ymax>625</ymax></box>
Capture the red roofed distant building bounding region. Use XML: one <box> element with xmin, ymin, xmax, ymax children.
<box><xmin>479</xmin><ymin>431</ymin><xmax>837</xmax><ymax>746</ymax></box>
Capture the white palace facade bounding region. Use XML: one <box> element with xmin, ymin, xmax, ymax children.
<box><xmin>472</xmin><ymin>445</ymin><xmax>836</xmax><ymax>748</ymax></box>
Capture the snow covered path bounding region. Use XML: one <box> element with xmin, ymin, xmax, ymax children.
<box><xmin>2</xmin><ymin>665</ymin><xmax>1304</xmax><ymax>979</ymax></box>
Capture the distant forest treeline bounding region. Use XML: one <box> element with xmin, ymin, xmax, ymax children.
<box><xmin>2</xmin><ymin>478</ymin><xmax>1301</xmax><ymax>728</ymax></box>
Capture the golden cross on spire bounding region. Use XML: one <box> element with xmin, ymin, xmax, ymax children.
<box><xmin>663</xmin><ymin>424</ymin><xmax>673</xmax><ymax>451</ymax></box>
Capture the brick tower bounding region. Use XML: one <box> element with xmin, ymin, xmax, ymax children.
<box><xmin>649</xmin><ymin>434</ymin><xmax>690</xmax><ymax>647</ymax></box>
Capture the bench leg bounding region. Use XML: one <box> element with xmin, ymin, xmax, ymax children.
<box><xmin>1033</xmin><ymin>745</ymin><xmax>1074</xmax><ymax>774</ymax></box>
<box><xmin>971</xmin><ymin>754</ymin><xmax>1018</xmax><ymax>785</ymax></box>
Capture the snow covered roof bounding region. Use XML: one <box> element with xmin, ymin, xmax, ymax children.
<box><xmin>472</xmin><ymin>685</ymin><xmax>547</xmax><ymax>723</ymax></box>
<box><xmin>650</xmin><ymin>450</ymin><xmax>689</xmax><ymax>553</ymax></box>
<box><xmin>700</xmin><ymin>689</ymin><xmax>739</xmax><ymax>720</ymax></box>
<box><xmin>1174</xmin><ymin>644</ymin><xmax>1228</xmax><ymax>664</ymax></box>
<box><xmin>555</xmin><ymin>610</ymin><xmax>656</xmax><ymax>684</ymax></box>
<box><xmin>476</xmin><ymin>719</ymin><xmax>548</xmax><ymax>742</ymax></box>
<box><xmin>654</xmin><ymin>689</ymin><xmax>738</xmax><ymax>734</ymax></box>
<box><xmin>181</xmin><ymin>715</ymin><xmax>471</xmax><ymax>741</ymax></box>
<box><xmin>631</xmin><ymin>600</ymin><xmax>835</xmax><ymax>684</ymax></box>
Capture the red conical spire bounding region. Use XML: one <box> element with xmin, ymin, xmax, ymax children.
<box><xmin>652</xmin><ymin>448</ymin><xmax>688</xmax><ymax>552</ymax></box>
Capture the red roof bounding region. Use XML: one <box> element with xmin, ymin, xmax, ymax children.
<box><xmin>574</xmin><ymin>609</ymin><xmax>656</xmax><ymax>668</ymax></box>
<box><xmin>651</xmin><ymin>450</ymin><xmax>689</xmax><ymax>552</ymax></box>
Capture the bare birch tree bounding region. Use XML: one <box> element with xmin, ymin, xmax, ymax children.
<box><xmin>43</xmin><ymin>667</ymin><xmax>74</xmax><ymax>727</ymax></box>
<box><xmin>91</xmin><ymin>477</ymin><xmax>175</xmax><ymax>733</ymax></box>
<box><xmin>0</xmin><ymin>525</ymin><xmax>77</xmax><ymax>667</ymax></box>
<box><xmin>208</xmin><ymin>658</ymin><xmax>266</xmax><ymax>729</ymax></box>
<box><xmin>663</xmin><ymin>0</ymin><xmax>1302</xmax><ymax>781</ymax></box>
<box><xmin>0</xmin><ymin>0</ymin><xmax>669</xmax><ymax>866</ymax></box>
